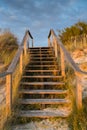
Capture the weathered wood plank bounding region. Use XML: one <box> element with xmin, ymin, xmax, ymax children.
<box><xmin>30</xmin><ymin>57</ymin><xmax>56</xmax><ymax>60</ymax></box>
<box><xmin>6</xmin><ymin>74</ymin><xmax>12</xmax><ymax>117</ymax></box>
<box><xmin>0</xmin><ymin>72</ymin><xmax>10</xmax><ymax>78</ymax></box>
<box><xmin>60</xmin><ymin>47</ymin><xmax>65</xmax><ymax>76</ymax></box>
<box><xmin>19</xmin><ymin>98</ymin><xmax>70</xmax><ymax>104</ymax></box>
<box><xmin>19</xmin><ymin>89</ymin><xmax>68</xmax><ymax>94</ymax></box>
<box><xmin>20</xmin><ymin>82</ymin><xmax>65</xmax><ymax>86</ymax></box>
<box><xmin>18</xmin><ymin>110</ymin><xmax>69</xmax><ymax>118</ymax></box>
<box><xmin>25</xmin><ymin>70</ymin><xmax>60</xmax><ymax>72</ymax></box>
<box><xmin>27</xmin><ymin>65</ymin><xmax>58</xmax><ymax>67</ymax></box>
<box><xmin>22</xmin><ymin>75</ymin><xmax>63</xmax><ymax>78</ymax></box>
<box><xmin>29</xmin><ymin>61</ymin><xmax>56</xmax><ymax>63</ymax></box>
<box><xmin>6</xmin><ymin>46</ymin><xmax>23</xmax><ymax>73</ymax></box>
<box><xmin>20</xmin><ymin>52</ymin><xmax>23</xmax><ymax>74</ymax></box>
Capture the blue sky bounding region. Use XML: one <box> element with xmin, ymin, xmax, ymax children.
<box><xmin>0</xmin><ymin>0</ymin><xmax>87</xmax><ymax>46</ymax></box>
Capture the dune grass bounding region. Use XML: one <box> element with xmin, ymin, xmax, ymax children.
<box><xmin>0</xmin><ymin>31</ymin><xmax>18</xmax><ymax>67</ymax></box>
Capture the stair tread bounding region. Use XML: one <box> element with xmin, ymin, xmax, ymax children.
<box><xmin>19</xmin><ymin>98</ymin><xmax>70</xmax><ymax>104</ymax></box>
<box><xmin>30</xmin><ymin>52</ymin><xmax>53</xmax><ymax>54</ymax></box>
<box><xmin>19</xmin><ymin>89</ymin><xmax>68</xmax><ymax>94</ymax></box>
<box><xmin>22</xmin><ymin>75</ymin><xmax>63</xmax><ymax>78</ymax></box>
<box><xmin>25</xmin><ymin>70</ymin><xmax>60</xmax><ymax>72</ymax></box>
<box><xmin>28</xmin><ymin>65</ymin><xmax>58</xmax><ymax>67</ymax></box>
<box><xmin>29</xmin><ymin>53</ymin><xmax>54</xmax><ymax>55</ymax></box>
<box><xmin>18</xmin><ymin>110</ymin><xmax>69</xmax><ymax>118</ymax></box>
<box><xmin>29</xmin><ymin>47</ymin><xmax>52</xmax><ymax>49</ymax></box>
<box><xmin>30</xmin><ymin>55</ymin><xmax>54</xmax><ymax>57</ymax></box>
<box><xmin>20</xmin><ymin>82</ymin><xmax>65</xmax><ymax>85</ymax></box>
<box><xmin>29</xmin><ymin>50</ymin><xmax>52</xmax><ymax>51</ymax></box>
<box><xmin>29</xmin><ymin>61</ymin><xmax>56</xmax><ymax>63</ymax></box>
<box><xmin>29</xmin><ymin>50</ymin><xmax>53</xmax><ymax>52</ymax></box>
<box><xmin>30</xmin><ymin>57</ymin><xmax>56</xmax><ymax>59</ymax></box>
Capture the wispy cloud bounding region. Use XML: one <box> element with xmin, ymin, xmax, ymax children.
<box><xmin>0</xmin><ymin>0</ymin><xmax>87</xmax><ymax>46</ymax></box>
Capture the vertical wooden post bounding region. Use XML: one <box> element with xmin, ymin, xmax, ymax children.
<box><xmin>83</xmin><ymin>34</ymin><xmax>86</xmax><ymax>46</ymax></box>
<box><xmin>54</xmin><ymin>39</ymin><xmax>58</xmax><ymax>58</ymax></box>
<box><xmin>48</xmin><ymin>38</ymin><xmax>51</xmax><ymax>47</ymax></box>
<box><xmin>20</xmin><ymin>52</ymin><xmax>23</xmax><ymax>74</ymax></box>
<box><xmin>75</xmin><ymin>72</ymin><xmax>82</xmax><ymax>109</ymax></box>
<box><xmin>24</xmin><ymin>41</ymin><xmax>27</xmax><ymax>57</ymax></box>
<box><xmin>6</xmin><ymin>74</ymin><xmax>12</xmax><ymax>117</ymax></box>
<box><xmin>32</xmin><ymin>39</ymin><xmax>34</xmax><ymax>47</ymax></box>
<box><xmin>60</xmin><ymin>47</ymin><xmax>65</xmax><ymax>76</ymax></box>
<box><xmin>28</xmin><ymin>41</ymin><xmax>29</xmax><ymax>48</ymax></box>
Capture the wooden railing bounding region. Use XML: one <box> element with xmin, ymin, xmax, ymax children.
<box><xmin>0</xmin><ymin>30</ymin><xmax>33</xmax><ymax>118</ymax></box>
<box><xmin>48</xmin><ymin>29</ymin><xmax>87</xmax><ymax>109</ymax></box>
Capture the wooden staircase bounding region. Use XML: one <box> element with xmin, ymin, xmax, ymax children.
<box><xmin>18</xmin><ymin>47</ymin><xmax>71</xmax><ymax>118</ymax></box>
<box><xmin>0</xmin><ymin>29</ymin><xmax>84</xmax><ymax>129</ymax></box>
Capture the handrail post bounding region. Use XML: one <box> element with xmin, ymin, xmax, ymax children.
<box><xmin>24</xmin><ymin>40</ymin><xmax>27</xmax><ymax>57</ymax></box>
<box><xmin>54</xmin><ymin>39</ymin><xmax>58</xmax><ymax>58</ymax></box>
<box><xmin>32</xmin><ymin>39</ymin><xmax>34</xmax><ymax>47</ymax></box>
<box><xmin>20</xmin><ymin>52</ymin><xmax>23</xmax><ymax>74</ymax></box>
<box><xmin>75</xmin><ymin>72</ymin><xmax>82</xmax><ymax>109</ymax></box>
<box><xmin>6</xmin><ymin>74</ymin><xmax>12</xmax><ymax>117</ymax></box>
<box><xmin>60</xmin><ymin>47</ymin><xmax>65</xmax><ymax>77</ymax></box>
<box><xmin>83</xmin><ymin>34</ymin><xmax>86</xmax><ymax>45</ymax></box>
<box><xmin>48</xmin><ymin>38</ymin><xmax>51</xmax><ymax>47</ymax></box>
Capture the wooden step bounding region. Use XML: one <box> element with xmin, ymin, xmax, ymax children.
<box><xmin>29</xmin><ymin>54</ymin><xmax>54</xmax><ymax>57</ymax></box>
<box><xmin>19</xmin><ymin>89</ymin><xmax>68</xmax><ymax>94</ymax></box>
<box><xmin>29</xmin><ymin>51</ymin><xmax>54</xmax><ymax>54</ymax></box>
<box><xmin>25</xmin><ymin>70</ymin><xmax>60</xmax><ymax>72</ymax></box>
<box><xmin>30</xmin><ymin>60</ymin><xmax>56</xmax><ymax>63</ymax></box>
<box><xmin>27</xmin><ymin>66</ymin><xmax>59</xmax><ymax>69</ymax></box>
<box><xmin>19</xmin><ymin>99</ymin><xmax>70</xmax><ymax>104</ymax></box>
<box><xmin>29</xmin><ymin>50</ymin><xmax>53</xmax><ymax>52</ymax></box>
<box><xmin>29</xmin><ymin>49</ymin><xmax>53</xmax><ymax>51</ymax></box>
<box><xmin>30</xmin><ymin>55</ymin><xmax>54</xmax><ymax>57</ymax></box>
<box><xmin>18</xmin><ymin>110</ymin><xmax>69</xmax><ymax>118</ymax></box>
<box><xmin>29</xmin><ymin>47</ymin><xmax>52</xmax><ymax>49</ymax></box>
<box><xmin>29</xmin><ymin>61</ymin><xmax>56</xmax><ymax>63</ymax></box>
<box><xmin>30</xmin><ymin>57</ymin><xmax>56</xmax><ymax>60</ymax></box>
<box><xmin>29</xmin><ymin>52</ymin><xmax>53</xmax><ymax>54</ymax></box>
<box><xmin>22</xmin><ymin>75</ymin><xmax>63</xmax><ymax>79</ymax></box>
<box><xmin>28</xmin><ymin>65</ymin><xmax>58</xmax><ymax>67</ymax></box>
<box><xmin>20</xmin><ymin>82</ymin><xmax>65</xmax><ymax>86</ymax></box>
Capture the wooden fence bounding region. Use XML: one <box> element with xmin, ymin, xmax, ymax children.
<box><xmin>66</xmin><ymin>34</ymin><xmax>87</xmax><ymax>51</ymax></box>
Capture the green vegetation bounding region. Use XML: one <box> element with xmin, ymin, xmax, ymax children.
<box><xmin>59</xmin><ymin>21</ymin><xmax>87</xmax><ymax>45</ymax></box>
<box><xmin>0</xmin><ymin>30</ymin><xmax>18</xmax><ymax>66</ymax></box>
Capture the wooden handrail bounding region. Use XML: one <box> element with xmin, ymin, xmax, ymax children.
<box><xmin>21</xmin><ymin>30</ymin><xmax>33</xmax><ymax>46</ymax></box>
<box><xmin>48</xmin><ymin>29</ymin><xmax>87</xmax><ymax>109</ymax></box>
<box><xmin>27</xmin><ymin>30</ymin><xmax>33</xmax><ymax>39</ymax></box>
<box><xmin>48</xmin><ymin>29</ymin><xmax>87</xmax><ymax>75</ymax></box>
<box><xmin>0</xmin><ymin>30</ymin><xmax>33</xmax><ymax>78</ymax></box>
<box><xmin>0</xmin><ymin>72</ymin><xmax>10</xmax><ymax>78</ymax></box>
<box><xmin>7</xmin><ymin>46</ymin><xmax>23</xmax><ymax>74</ymax></box>
<box><xmin>0</xmin><ymin>30</ymin><xmax>33</xmax><ymax>77</ymax></box>
<box><xmin>0</xmin><ymin>30</ymin><xmax>33</xmax><ymax>120</ymax></box>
